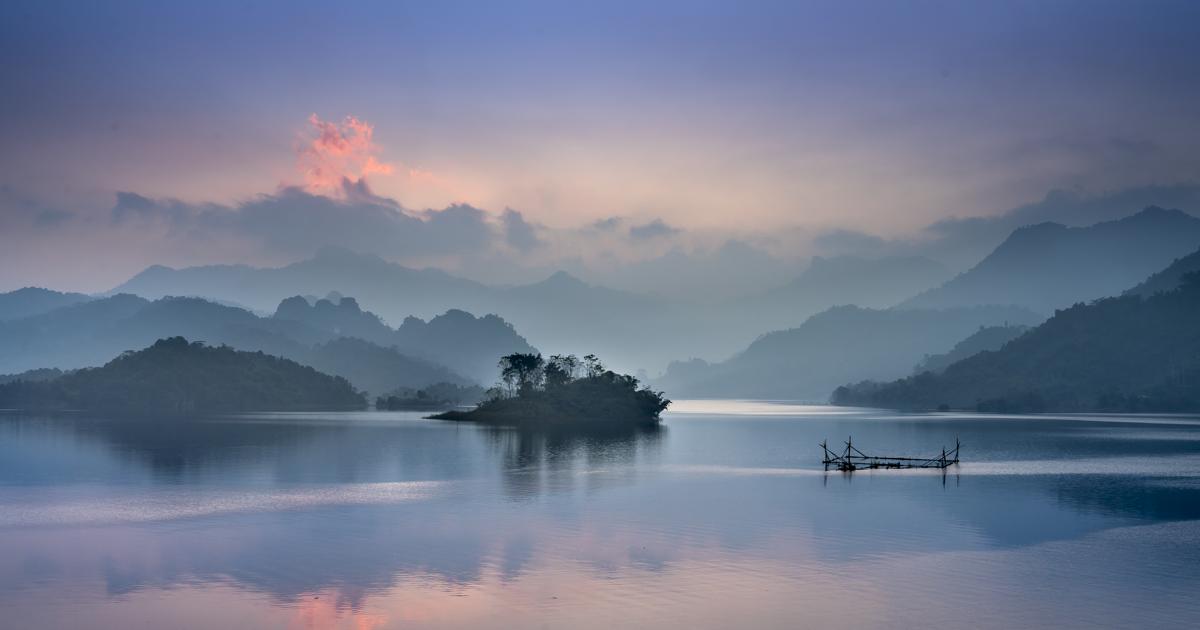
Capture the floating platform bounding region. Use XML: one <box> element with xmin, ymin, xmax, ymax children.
<box><xmin>821</xmin><ymin>436</ymin><xmax>960</xmax><ymax>471</ymax></box>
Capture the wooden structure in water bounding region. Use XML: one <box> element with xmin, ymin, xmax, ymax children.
<box><xmin>821</xmin><ymin>436</ymin><xmax>960</xmax><ymax>471</ymax></box>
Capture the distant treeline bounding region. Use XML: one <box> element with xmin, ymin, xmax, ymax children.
<box><xmin>375</xmin><ymin>382</ymin><xmax>485</xmax><ymax>410</ymax></box>
<box><xmin>833</xmin><ymin>273</ymin><xmax>1200</xmax><ymax>412</ymax></box>
<box><xmin>0</xmin><ymin>337</ymin><xmax>366</xmax><ymax>415</ymax></box>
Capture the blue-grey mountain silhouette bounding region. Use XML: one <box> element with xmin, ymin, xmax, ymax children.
<box><xmin>0</xmin><ymin>287</ymin><xmax>92</xmax><ymax>321</ymax></box>
<box><xmin>834</xmin><ymin>272</ymin><xmax>1200</xmax><ymax>412</ymax></box>
<box><xmin>0</xmin><ymin>294</ymin><xmax>525</xmax><ymax>396</ymax></box>
<box><xmin>900</xmin><ymin>207</ymin><xmax>1200</xmax><ymax>313</ymax></box>
<box><xmin>655</xmin><ymin>304</ymin><xmax>1040</xmax><ymax>400</ymax></box>
<box><xmin>1124</xmin><ymin>246</ymin><xmax>1200</xmax><ymax>298</ymax></box>
<box><xmin>912</xmin><ymin>324</ymin><xmax>1030</xmax><ymax>375</ymax></box>
<box><xmin>0</xmin><ymin>337</ymin><xmax>365</xmax><ymax>414</ymax></box>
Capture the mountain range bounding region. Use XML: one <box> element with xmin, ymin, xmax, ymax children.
<box><xmin>274</xmin><ymin>295</ymin><xmax>535</xmax><ymax>383</ymax></box>
<box><xmin>0</xmin><ymin>292</ymin><xmax>533</xmax><ymax>396</ymax></box>
<box><xmin>113</xmin><ymin>248</ymin><xmax>685</xmax><ymax>373</ymax></box>
<box><xmin>834</xmin><ymin>272</ymin><xmax>1200</xmax><ymax>412</ymax></box>
<box><xmin>0</xmin><ymin>336</ymin><xmax>366</xmax><ymax>414</ymax></box>
<box><xmin>653</xmin><ymin>304</ymin><xmax>1041</xmax><ymax>401</ymax></box>
<box><xmin>901</xmin><ymin>184</ymin><xmax>1200</xmax><ymax>270</ymax></box>
<box><xmin>911</xmin><ymin>324</ymin><xmax>1030</xmax><ymax>375</ymax></box>
<box><xmin>109</xmin><ymin>248</ymin><xmax>964</xmax><ymax>374</ymax></box>
<box><xmin>653</xmin><ymin>207</ymin><xmax>1200</xmax><ymax>402</ymax></box>
<box><xmin>0</xmin><ymin>287</ymin><xmax>91</xmax><ymax>321</ymax></box>
<box><xmin>1125</xmin><ymin>247</ymin><xmax>1200</xmax><ymax>298</ymax></box>
<box><xmin>9</xmin><ymin>204</ymin><xmax>1196</xmax><ymax>403</ymax></box>
<box><xmin>900</xmin><ymin>207</ymin><xmax>1200</xmax><ymax>313</ymax></box>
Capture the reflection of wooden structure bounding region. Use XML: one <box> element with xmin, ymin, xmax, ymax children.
<box><xmin>821</xmin><ymin>436</ymin><xmax>960</xmax><ymax>471</ymax></box>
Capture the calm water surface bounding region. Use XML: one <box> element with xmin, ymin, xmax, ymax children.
<box><xmin>3</xmin><ymin>401</ymin><xmax>1200</xmax><ymax>629</ymax></box>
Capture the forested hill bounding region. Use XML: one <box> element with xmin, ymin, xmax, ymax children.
<box><xmin>0</xmin><ymin>337</ymin><xmax>366</xmax><ymax>414</ymax></box>
<box><xmin>0</xmin><ymin>293</ymin><xmax>495</xmax><ymax>395</ymax></box>
<box><xmin>912</xmin><ymin>324</ymin><xmax>1030</xmax><ymax>375</ymax></box>
<box><xmin>899</xmin><ymin>206</ymin><xmax>1200</xmax><ymax>313</ymax></box>
<box><xmin>1124</xmin><ymin>247</ymin><xmax>1200</xmax><ymax>298</ymax></box>
<box><xmin>0</xmin><ymin>287</ymin><xmax>91</xmax><ymax>321</ymax></box>
<box><xmin>273</xmin><ymin>296</ymin><xmax>536</xmax><ymax>383</ymax></box>
<box><xmin>832</xmin><ymin>273</ymin><xmax>1200</xmax><ymax>412</ymax></box>
<box><xmin>654</xmin><ymin>304</ymin><xmax>1040</xmax><ymax>400</ymax></box>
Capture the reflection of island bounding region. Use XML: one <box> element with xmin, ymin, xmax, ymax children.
<box><xmin>0</xmin><ymin>411</ymin><xmax>668</xmax><ymax>611</ymax></box>
<box><xmin>482</xmin><ymin>423</ymin><xmax>665</xmax><ymax>500</ymax></box>
<box><xmin>432</xmin><ymin>353</ymin><xmax>669</xmax><ymax>427</ymax></box>
<box><xmin>8</xmin><ymin>412</ymin><xmax>1200</xmax><ymax>620</ymax></box>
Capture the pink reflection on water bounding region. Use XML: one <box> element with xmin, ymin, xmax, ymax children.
<box><xmin>7</xmin><ymin>520</ymin><xmax>1200</xmax><ymax>629</ymax></box>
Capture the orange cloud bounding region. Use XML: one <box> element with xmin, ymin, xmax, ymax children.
<box><xmin>298</xmin><ymin>114</ymin><xmax>396</xmax><ymax>193</ymax></box>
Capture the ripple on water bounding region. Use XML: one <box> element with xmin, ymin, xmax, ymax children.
<box><xmin>0</xmin><ymin>481</ymin><xmax>445</xmax><ymax>527</ymax></box>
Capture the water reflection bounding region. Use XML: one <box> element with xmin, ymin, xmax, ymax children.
<box><xmin>481</xmin><ymin>423</ymin><xmax>664</xmax><ymax>499</ymax></box>
<box><xmin>2</xmin><ymin>405</ymin><xmax>1200</xmax><ymax>629</ymax></box>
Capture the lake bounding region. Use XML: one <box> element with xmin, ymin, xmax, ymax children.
<box><xmin>2</xmin><ymin>401</ymin><xmax>1200</xmax><ymax>629</ymax></box>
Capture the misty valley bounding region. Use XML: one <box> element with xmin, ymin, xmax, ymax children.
<box><xmin>4</xmin><ymin>205</ymin><xmax>1200</xmax><ymax>415</ymax></box>
<box><xmin>3</xmin><ymin>202</ymin><xmax>1200</xmax><ymax>628</ymax></box>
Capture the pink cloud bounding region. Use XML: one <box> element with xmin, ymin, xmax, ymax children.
<box><xmin>298</xmin><ymin>114</ymin><xmax>396</xmax><ymax>193</ymax></box>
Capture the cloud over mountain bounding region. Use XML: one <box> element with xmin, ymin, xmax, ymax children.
<box><xmin>809</xmin><ymin>184</ymin><xmax>1200</xmax><ymax>269</ymax></box>
<box><xmin>298</xmin><ymin>114</ymin><xmax>395</xmax><ymax>194</ymax></box>
<box><xmin>108</xmin><ymin>185</ymin><xmax>506</xmax><ymax>261</ymax></box>
<box><xmin>629</xmin><ymin>219</ymin><xmax>680</xmax><ymax>240</ymax></box>
<box><xmin>502</xmin><ymin>208</ymin><xmax>544</xmax><ymax>252</ymax></box>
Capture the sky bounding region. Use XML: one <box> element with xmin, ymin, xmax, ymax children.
<box><xmin>2</xmin><ymin>0</ymin><xmax>1200</xmax><ymax>292</ymax></box>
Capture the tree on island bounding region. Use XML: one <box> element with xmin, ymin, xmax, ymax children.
<box><xmin>432</xmin><ymin>352</ymin><xmax>670</xmax><ymax>426</ymax></box>
<box><xmin>499</xmin><ymin>353</ymin><xmax>546</xmax><ymax>396</ymax></box>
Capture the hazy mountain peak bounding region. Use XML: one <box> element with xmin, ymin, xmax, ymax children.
<box><xmin>1125</xmin><ymin>247</ymin><xmax>1200</xmax><ymax>297</ymax></box>
<box><xmin>119</xmin><ymin>263</ymin><xmax>175</xmax><ymax>285</ymax></box>
<box><xmin>298</xmin><ymin>247</ymin><xmax>395</xmax><ymax>272</ymax></box>
<box><xmin>311</xmin><ymin>296</ymin><xmax>362</xmax><ymax>314</ymax></box>
<box><xmin>654</xmin><ymin>303</ymin><xmax>1042</xmax><ymax>401</ymax></box>
<box><xmin>437</xmin><ymin>308</ymin><xmax>476</xmax><ymax>321</ymax></box>
<box><xmin>753</xmin><ymin>255</ymin><xmax>951</xmax><ymax>317</ymax></box>
<box><xmin>0</xmin><ymin>287</ymin><xmax>93</xmax><ymax>322</ymax></box>
<box><xmin>900</xmin><ymin>207</ymin><xmax>1200</xmax><ymax>312</ymax></box>
<box><xmin>274</xmin><ymin>296</ymin><xmax>310</xmax><ymax>319</ymax></box>
<box><xmin>271</xmin><ymin>293</ymin><xmax>392</xmax><ymax>346</ymax></box>
<box><xmin>1013</xmin><ymin>220</ymin><xmax>1068</xmax><ymax>234</ymax></box>
<box><xmin>335</xmin><ymin>296</ymin><xmax>360</xmax><ymax>312</ymax></box>
<box><xmin>311</xmin><ymin>245</ymin><xmax>378</xmax><ymax>263</ymax></box>
<box><xmin>111</xmin><ymin>247</ymin><xmax>490</xmax><ymax>317</ymax></box>
<box><xmin>1125</xmin><ymin>205</ymin><xmax>1187</xmax><ymax>222</ymax></box>
<box><xmin>539</xmin><ymin>270</ymin><xmax>587</xmax><ymax>288</ymax></box>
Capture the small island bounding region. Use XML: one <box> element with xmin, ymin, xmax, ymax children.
<box><xmin>0</xmin><ymin>337</ymin><xmax>367</xmax><ymax>415</ymax></box>
<box><xmin>430</xmin><ymin>353</ymin><xmax>670</xmax><ymax>427</ymax></box>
